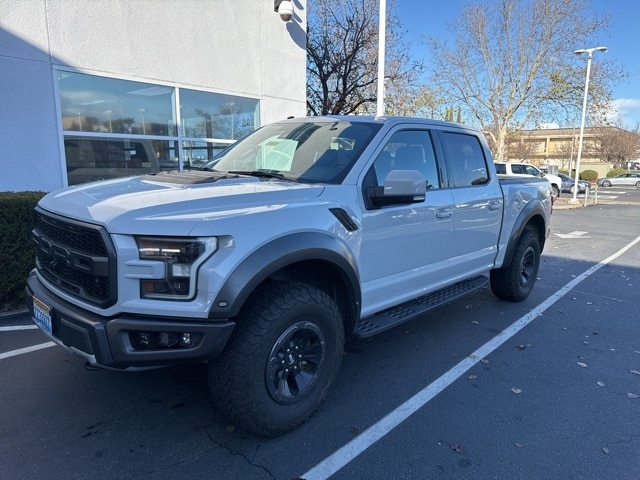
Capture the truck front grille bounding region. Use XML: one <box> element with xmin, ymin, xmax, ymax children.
<box><xmin>33</xmin><ymin>208</ymin><xmax>117</xmax><ymax>308</ymax></box>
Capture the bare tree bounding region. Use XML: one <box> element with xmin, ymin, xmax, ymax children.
<box><xmin>425</xmin><ymin>0</ymin><xmax>622</xmax><ymax>160</ymax></box>
<box><xmin>590</xmin><ymin>124</ymin><xmax>640</xmax><ymax>169</ymax></box>
<box><xmin>505</xmin><ymin>131</ymin><xmax>539</xmax><ymax>163</ymax></box>
<box><xmin>306</xmin><ymin>0</ymin><xmax>421</xmax><ymax>116</ymax></box>
<box><xmin>553</xmin><ymin>139</ymin><xmax>577</xmax><ymax>172</ymax></box>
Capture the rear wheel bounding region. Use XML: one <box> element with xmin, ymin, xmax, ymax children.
<box><xmin>209</xmin><ymin>280</ymin><xmax>344</xmax><ymax>436</ymax></box>
<box><xmin>635</xmin><ymin>181</ymin><xmax>640</xmax><ymax>188</ymax></box>
<box><xmin>552</xmin><ymin>185</ymin><xmax>560</xmax><ymax>198</ymax></box>
<box><xmin>490</xmin><ymin>228</ymin><xmax>541</xmax><ymax>302</ymax></box>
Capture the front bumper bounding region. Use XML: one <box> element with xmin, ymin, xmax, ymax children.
<box><xmin>25</xmin><ymin>271</ymin><xmax>235</xmax><ymax>370</ymax></box>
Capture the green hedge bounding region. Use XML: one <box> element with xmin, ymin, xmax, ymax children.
<box><xmin>560</xmin><ymin>170</ymin><xmax>598</xmax><ymax>181</ymax></box>
<box><xmin>580</xmin><ymin>170</ymin><xmax>598</xmax><ymax>182</ymax></box>
<box><xmin>607</xmin><ymin>169</ymin><xmax>628</xmax><ymax>178</ymax></box>
<box><xmin>0</xmin><ymin>191</ymin><xmax>45</xmax><ymax>312</ymax></box>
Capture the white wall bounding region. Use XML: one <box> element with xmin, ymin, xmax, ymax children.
<box><xmin>0</xmin><ymin>0</ymin><xmax>307</xmax><ymax>192</ymax></box>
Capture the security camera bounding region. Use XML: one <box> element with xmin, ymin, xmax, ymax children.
<box><xmin>277</xmin><ymin>0</ymin><xmax>293</xmax><ymax>22</ymax></box>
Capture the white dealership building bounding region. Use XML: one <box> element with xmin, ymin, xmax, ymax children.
<box><xmin>0</xmin><ymin>0</ymin><xmax>307</xmax><ymax>192</ymax></box>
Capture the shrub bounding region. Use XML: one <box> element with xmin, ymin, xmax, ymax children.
<box><xmin>0</xmin><ymin>191</ymin><xmax>45</xmax><ymax>312</ymax></box>
<box><xmin>580</xmin><ymin>170</ymin><xmax>598</xmax><ymax>182</ymax></box>
<box><xmin>607</xmin><ymin>169</ymin><xmax>628</xmax><ymax>178</ymax></box>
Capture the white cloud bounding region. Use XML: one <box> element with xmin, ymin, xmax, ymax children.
<box><xmin>606</xmin><ymin>98</ymin><xmax>640</xmax><ymax>126</ymax></box>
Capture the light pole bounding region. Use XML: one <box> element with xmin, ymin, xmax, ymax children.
<box><xmin>571</xmin><ymin>46</ymin><xmax>607</xmax><ymax>202</ymax></box>
<box><xmin>138</xmin><ymin>108</ymin><xmax>147</xmax><ymax>134</ymax></box>
<box><xmin>376</xmin><ymin>0</ymin><xmax>386</xmax><ymax>117</ymax></box>
<box><xmin>228</xmin><ymin>103</ymin><xmax>236</xmax><ymax>139</ymax></box>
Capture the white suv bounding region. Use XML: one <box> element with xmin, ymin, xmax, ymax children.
<box><xmin>494</xmin><ymin>162</ymin><xmax>562</xmax><ymax>197</ymax></box>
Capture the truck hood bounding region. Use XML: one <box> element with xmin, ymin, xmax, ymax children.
<box><xmin>39</xmin><ymin>171</ymin><xmax>325</xmax><ymax>235</ymax></box>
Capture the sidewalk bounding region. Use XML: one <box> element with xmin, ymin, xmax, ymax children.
<box><xmin>553</xmin><ymin>197</ymin><xmax>589</xmax><ymax>210</ymax></box>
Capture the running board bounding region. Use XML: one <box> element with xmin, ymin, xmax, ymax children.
<box><xmin>353</xmin><ymin>275</ymin><xmax>488</xmax><ymax>338</ymax></box>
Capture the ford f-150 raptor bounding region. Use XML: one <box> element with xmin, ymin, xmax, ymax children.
<box><xmin>27</xmin><ymin>116</ymin><xmax>552</xmax><ymax>436</ymax></box>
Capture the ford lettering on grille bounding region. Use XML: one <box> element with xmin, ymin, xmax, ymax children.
<box><xmin>33</xmin><ymin>209</ymin><xmax>116</xmax><ymax>308</ymax></box>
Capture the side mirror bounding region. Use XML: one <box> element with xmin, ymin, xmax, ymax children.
<box><xmin>384</xmin><ymin>170</ymin><xmax>427</xmax><ymax>196</ymax></box>
<box><xmin>367</xmin><ymin>169</ymin><xmax>427</xmax><ymax>207</ymax></box>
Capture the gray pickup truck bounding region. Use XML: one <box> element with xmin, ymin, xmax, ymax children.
<box><xmin>27</xmin><ymin>116</ymin><xmax>552</xmax><ymax>435</ymax></box>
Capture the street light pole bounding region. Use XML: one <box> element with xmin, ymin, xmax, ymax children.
<box><xmin>139</xmin><ymin>108</ymin><xmax>147</xmax><ymax>135</ymax></box>
<box><xmin>376</xmin><ymin>0</ymin><xmax>386</xmax><ymax>117</ymax></box>
<box><xmin>571</xmin><ymin>46</ymin><xmax>607</xmax><ymax>203</ymax></box>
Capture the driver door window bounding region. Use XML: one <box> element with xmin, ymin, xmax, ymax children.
<box><xmin>371</xmin><ymin>130</ymin><xmax>440</xmax><ymax>190</ymax></box>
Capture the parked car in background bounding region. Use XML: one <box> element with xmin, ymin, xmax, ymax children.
<box><xmin>494</xmin><ymin>162</ymin><xmax>562</xmax><ymax>197</ymax></box>
<box><xmin>597</xmin><ymin>173</ymin><xmax>640</xmax><ymax>187</ymax></box>
<box><xmin>558</xmin><ymin>173</ymin><xmax>591</xmax><ymax>194</ymax></box>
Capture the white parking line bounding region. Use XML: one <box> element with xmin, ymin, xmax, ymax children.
<box><xmin>300</xmin><ymin>235</ymin><xmax>640</xmax><ymax>480</ymax></box>
<box><xmin>0</xmin><ymin>342</ymin><xmax>56</xmax><ymax>360</ymax></box>
<box><xmin>0</xmin><ymin>325</ymin><xmax>38</xmax><ymax>332</ymax></box>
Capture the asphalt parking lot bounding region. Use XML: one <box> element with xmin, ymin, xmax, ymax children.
<box><xmin>2</xmin><ymin>187</ymin><xmax>640</xmax><ymax>480</ymax></box>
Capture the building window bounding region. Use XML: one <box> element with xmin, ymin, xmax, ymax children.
<box><xmin>57</xmin><ymin>71</ymin><xmax>260</xmax><ymax>185</ymax></box>
<box><xmin>180</xmin><ymin>88</ymin><xmax>258</xmax><ymax>140</ymax></box>
<box><xmin>58</xmin><ymin>72</ymin><xmax>176</xmax><ymax>136</ymax></box>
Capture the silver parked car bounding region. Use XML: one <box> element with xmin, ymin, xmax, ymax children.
<box><xmin>558</xmin><ymin>173</ymin><xmax>590</xmax><ymax>193</ymax></box>
<box><xmin>597</xmin><ymin>172</ymin><xmax>640</xmax><ymax>187</ymax></box>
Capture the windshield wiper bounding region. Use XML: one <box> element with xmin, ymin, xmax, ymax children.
<box><xmin>228</xmin><ymin>170</ymin><xmax>290</xmax><ymax>181</ymax></box>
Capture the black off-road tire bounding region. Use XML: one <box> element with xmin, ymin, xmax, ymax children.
<box><xmin>208</xmin><ymin>280</ymin><xmax>344</xmax><ymax>436</ymax></box>
<box><xmin>490</xmin><ymin>228</ymin><xmax>541</xmax><ymax>302</ymax></box>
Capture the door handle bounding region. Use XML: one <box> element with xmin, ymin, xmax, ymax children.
<box><xmin>436</xmin><ymin>208</ymin><xmax>453</xmax><ymax>219</ymax></box>
<box><xmin>489</xmin><ymin>200</ymin><xmax>502</xmax><ymax>211</ymax></box>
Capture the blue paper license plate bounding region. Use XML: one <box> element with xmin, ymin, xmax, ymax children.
<box><xmin>33</xmin><ymin>296</ymin><xmax>53</xmax><ymax>336</ymax></box>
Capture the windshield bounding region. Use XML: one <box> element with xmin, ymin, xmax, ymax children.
<box><xmin>200</xmin><ymin>119</ymin><xmax>382</xmax><ymax>184</ymax></box>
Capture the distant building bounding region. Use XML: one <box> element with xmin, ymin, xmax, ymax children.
<box><xmin>504</xmin><ymin>126</ymin><xmax>622</xmax><ymax>178</ymax></box>
<box><xmin>1</xmin><ymin>1</ymin><xmax>307</xmax><ymax>192</ymax></box>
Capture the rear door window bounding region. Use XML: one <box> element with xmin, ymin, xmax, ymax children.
<box><xmin>440</xmin><ymin>132</ymin><xmax>489</xmax><ymax>187</ymax></box>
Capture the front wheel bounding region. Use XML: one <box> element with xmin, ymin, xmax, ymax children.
<box><xmin>552</xmin><ymin>185</ymin><xmax>560</xmax><ymax>198</ymax></box>
<box><xmin>602</xmin><ymin>180</ymin><xmax>612</xmax><ymax>187</ymax></box>
<box><xmin>209</xmin><ymin>280</ymin><xmax>344</xmax><ymax>436</ymax></box>
<box><xmin>490</xmin><ymin>228</ymin><xmax>541</xmax><ymax>302</ymax></box>
<box><xmin>635</xmin><ymin>181</ymin><xmax>640</xmax><ymax>188</ymax></box>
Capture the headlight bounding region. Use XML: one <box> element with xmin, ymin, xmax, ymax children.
<box><xmin>136</xmin><ymin>236</ymin><xmax>217</xmax><ymax>300</ymax></box>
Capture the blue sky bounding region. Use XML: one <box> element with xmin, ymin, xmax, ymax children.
<box><xmin>395</xmin><ymin>0</ymin><xmax>640</xmax><ymax>127</ymax></box>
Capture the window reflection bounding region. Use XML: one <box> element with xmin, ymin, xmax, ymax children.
<box><xmin>64</xmin><ymin>137</ymin><xmax>181</xmax><ymax>185</ymax></box>
<box><xmin>58</xmin><ymin>72</ymin><xmax>176</xmax><ymax>136</ymax></box>
<box><xmin>180</xmin><ymin>89</ymin><xmax>259</xmax><ymax>140</ymax></box>
<box><xmin>57</xmin><ymin>71</ymin><xmax>260</xmax><ymax>185</ymax></box>
<box><xmin>181</xmin><ymin>141</ymin><xmax>230</xmax><ymax>169</ymax></box>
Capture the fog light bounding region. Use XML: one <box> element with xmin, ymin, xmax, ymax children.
<box><xmin>130</xmin><ymin>331</ymin><xmax>199</xmax><ymax>350</ymax></box>
<box><xmin>180</xmin><ymin>333</ymin><xmax>192</xmax><ymax>347</ymax></box>
<box><xmin>137</xmin><ymin>332</ymin><xmax>155</xmax><ymax>348</ymax></box>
